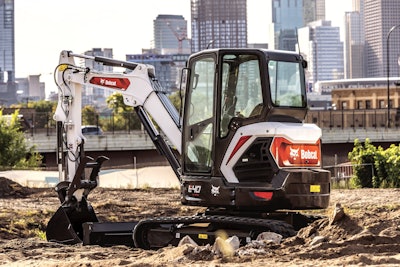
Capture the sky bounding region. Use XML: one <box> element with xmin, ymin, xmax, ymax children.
<box><xmin>14</xmin><ymin>0</ymin><xmax>352</xmax><ymax>96</ymax></box>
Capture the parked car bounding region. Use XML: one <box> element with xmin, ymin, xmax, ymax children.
<box><xmin>81</xmin><ymin>125</ymin><xmax>103</xmax><ymax>135</ymax></box>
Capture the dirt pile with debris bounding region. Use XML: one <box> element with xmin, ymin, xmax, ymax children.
<box><xmin>0</xmin><ymin>176</ymin><xmax>399</xmax><ymax>266</ymax></box>
<box><xmin>0</xmin><ymin>177</ymin><xmax>32</xmax><ymax>198</ymax></box>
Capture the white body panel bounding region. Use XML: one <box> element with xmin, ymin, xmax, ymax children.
<box><xmin>220</xmin><ymin>122</ymin><xmax>322</xmax><ymax>183</ymax></box>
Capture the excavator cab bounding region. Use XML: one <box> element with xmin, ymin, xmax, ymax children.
<box><xmin>180</xmin><ymin>49</ymin><xmax>329</xmax><ymax>211</ymax></box>
<box><xmin>182</xmin><ymin>49</ymin><xmax>307</xmax><ymax>172</ymax></box>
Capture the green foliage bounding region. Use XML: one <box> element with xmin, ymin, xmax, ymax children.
<box><xmin>103</xmin><ymin>93</ymin><xmax>141</xmax><ymax>131</ymax></box>
<box><xmin>11</xmin><ymin>100</ymin><xmax>57</xmax><ymax>129</ymax></box>
<box><xmin>0</xmin><ymin>110</ymin><xmax>42</xmax><ymax>169</ymax></box>
<box><xmin>379</xmin><ymin>144</ymin><xmax>400</xmax><ymax>188</ymax></box>
<box><xmin>348</xmin><ymin>138</ymin><xmax>400</xmax><ymax>188</ymax></box>
<box><xmin>28</xmin><ymin>100</ymin><xmax>56</xmax><ymax>113</ymax></box>
<box><xmin>11</xmin><ymin>100</ymin><xmax>56</xmax><ymax>112</ymax></box>
<box><xmin>100</xmin><ymin>91</ymin><xmax>182</xmax><ymax>132</ymax></box>
<box><xmin>348</xmin><ymin>138</ymin><xmax>376</xmax><ymax>188</ymax></box>
<box><xmin>82</xmin><ymin>105</ymin><xmax>99</xmax><ymax>126</ymax></box>
<box><xmin>168</xmin><ymin>90</ymin><xmax>183</xmax><ymax>112</ymax></box>
<box><xmin>28</xmin><ymin>100</ymin><xmax>57</xmax><ymax>129</ymax></box>
<box><xmin>373</xmin><ymin>146</ymin><xmax>387</xmax><ymax>188</ymax></box>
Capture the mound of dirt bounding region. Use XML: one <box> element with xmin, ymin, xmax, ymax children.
<box><xmin>0</xmin><ymin>177</ymin><xmax>32</xmax><ymax>198</ymax></box>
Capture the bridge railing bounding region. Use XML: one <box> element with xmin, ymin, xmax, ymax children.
<box><xmin>305</xmin><ymin>108</ymin><xmax>400</xmax><ymax>129</ymax></box>
<box><xmin>15</xmin><ymin>108</ymin><xmax>400</xmax><ymax>136</ymax></box>
<box><xmin>20</xmin><ymin>112</ymin><xmax>145</xmax><ymax>136</ymax></box>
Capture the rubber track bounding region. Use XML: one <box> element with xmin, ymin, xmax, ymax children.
<box><xmin>133</xmin><ymin>215</ymin><xmax>297</xmax><ymax>249</ymax></box>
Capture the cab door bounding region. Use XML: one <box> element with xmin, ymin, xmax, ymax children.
<box><xmin>183</xmin><ymin>53</ymin><xmax>216</xmax><ymax>174</ymax></box>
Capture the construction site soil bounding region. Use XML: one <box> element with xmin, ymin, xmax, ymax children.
<box><xmin>0</xmin><ymin>176</ymin><xmax>400</xmax><ymax>266</ymax></box>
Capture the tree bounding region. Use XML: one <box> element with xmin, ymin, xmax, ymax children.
<box><xmin>11</xmin><ymin>100</ymin><xmax>57</xmax><ymax>129</ymax></box>
<box><xmin>376</xmin><ymin>144</ymin><xmax>400</xmax><ymax>188</ymax></box>
<box><xmin>0</xmin><ymin>110</ymin><xmax>42</xmax><ymax>169</ymax></box>
<box><xmin>82</xmin><ymin>105</ymin><xmax>99</xmax><ymax>126</ymax></box>
<box><xmin>348</xmin><ymin>138</ymin><xmax>376</xmax><ymax>188</ymax></box>
<box><xmin>348</xmin><ymin>138</ymin><xmax>400</xmax><ymax>188</ymax></box>
<box><xmin>103</xmin><ymin>93</ymin><xmax>141</xmax><ymax>131</ymax></box>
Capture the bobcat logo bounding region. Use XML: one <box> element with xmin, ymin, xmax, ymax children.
<box><xmin>211</xmin><ymin>185</ymin><xmax>220</xmax><ymax>197</ymax></box>
<box><xmin>289</xmin><ymin>147</ymin><xmax>299</xmax><ymax>160</ymax></box>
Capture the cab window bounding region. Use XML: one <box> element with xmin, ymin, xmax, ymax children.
<box><xmin>269</xmin><ymin>60</ymin><xmax>305</xmax><ymax>107</ymax></box>
<box><xmin>220</xmin><ymin>54</ymin><xmax>263</xmax><ymax>137</ymax></box>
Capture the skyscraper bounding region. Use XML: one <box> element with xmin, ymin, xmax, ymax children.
<box><xmin>344</xmin><ymin>3</ymin><xmax>365</xmax><ymax>79</ymax></box>
<box><xmin>303</xmin><ymin>0</ymin><xmax>325</xmax><ymax>25</ymax></box>
<box><xmin>298</xmin><ymin>20</ymin><xmax>344</xmax><ymax>85</ymax></box>
<box><xmin>153</xmin><ymin>14</ymin><xmax>190</xmax><ymax>54</ymax></box>
<box><xmin>364</xmin><ymin>0</ymin><xmax>400</xmax><ymax>77</ymax></box>
<box><xmin>82</xmin><ymin>48</ymin><xmax>114</xmax><ymax>108</ymax></box>
<box><xmin>191</xmin><ymin>0</ymin><xmax>247</xmax><ymax>52</ymax></box>
<box><xmin>271</xmin><ymin>0</ymin><xmax>325</xmax><ymax>51</ymax></box>
<box><xmin>0</xmin><ymin>0</ymin><xmax>14</xmax><ymax>82</ymax></box>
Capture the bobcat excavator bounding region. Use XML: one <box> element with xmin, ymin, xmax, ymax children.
<box><xmin>46</xmin><ymin>49</ymin><xmax>330</xmax><ymax>249</ymax></box>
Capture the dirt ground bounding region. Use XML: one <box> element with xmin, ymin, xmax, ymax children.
<box><xmin>0</xmin><ymin>176</ymin><xmax>400</xmax><ymax>267</ymax></box>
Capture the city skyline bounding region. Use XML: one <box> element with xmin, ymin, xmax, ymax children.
<box><xmin>14</xmin><ymin>0</ymin><xmax>351</xmax><ymax>95</ymax></box>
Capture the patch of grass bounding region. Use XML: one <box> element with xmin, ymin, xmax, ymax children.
<box><xmin>331</xmin><ymin>179</ymin><xmax>355</xmax><ymax>189</ymax></box>
<box><xmin>380</xmin><ymin>203</ymin><xmax>400</xmax><ymax>211</ymax></box>
<box><xmin>32</xmin><ymin>229</ymin><xmax>46</xmax><ymax>240</ymax></box>
<box><xmin>107</xmin><ymin>215</ymin><xmax>119</xmax><ymax>222</ymax></box>
<box><xmin>0</xmin><ymin>209</ymin><xmax>48</xmax><ymax>239</ymax></box>
<box><xmin>140</xmin><ymin>183</ymin><xmax>151</xmax><ymax>190</ymax></box>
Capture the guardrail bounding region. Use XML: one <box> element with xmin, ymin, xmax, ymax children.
<box><xmin>16</xmin><ymin>109</ymin><xmax>400</xmax><ymax>135</ymax></box>
<box><xmin>15</xmin><ymin>109</ymin><xmax>400</xmax><ymax>148</ymax></box>
<box><xmin>306</xmin><ymin>108</ymin><xmax>400</xmax><ymax>129</ymax></box>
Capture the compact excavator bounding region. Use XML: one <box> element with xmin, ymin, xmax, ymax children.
<box><xmin>46</xmin><ymin>49</ymin><xmax>330</xmax><ymax>249</ymax></box>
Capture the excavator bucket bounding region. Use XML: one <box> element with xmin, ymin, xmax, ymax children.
<box><xmin>46</xmin><ymin>197</ymin><xmax>98</xmax><ymax>244</ymax></box>
<box><xmin>46</xmin><ymin>156</ymin><xmax>108</xmax><ymax>244</ymax></box>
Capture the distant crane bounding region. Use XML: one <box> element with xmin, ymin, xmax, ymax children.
<box><xmin>166</xmin><ymin>22</ymin><xmax>187</xmax><ymax>54</ymax></box>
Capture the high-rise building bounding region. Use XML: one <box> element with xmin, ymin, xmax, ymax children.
<box><xmin>271</xmin><ymin>0</ymin><xmax>325</xmax><ymax>51</ymax></box>
<box><xmin>153</xmin><ymin>14</ymin><xmax>190</xmax><ymax>54</ymax></box>
<box><xmin>126</xmin><ymin>53</ymin><xmax>189</xmax><ymax>94</ymax></box>
<box><xmin>344</xmin><ymin>2</ymin><xmax>365</xmax><ymax>79</ymax></box>
<box><xmin>191</xmin><ymin>0</ymin><xmax>247</xmax><ymax>52</ymax></box>
<box><xmin>364</xmin><ymin>0</ymin><xmax>400</xmax><ymax>78</ymax></box>
<box><xmin>84</xmin><ymin>48</ymin><xmax>113</xmax><ymax>72</ymax></box>
<box><xmin>303</xmin><ymin>0</ymin><xmax>325</xmax><ymax>25</ymax></box>
<box><xmin>0</xmin><ymin>0</ymin><xmax>16</xmax><ymax>105</ymax></box>
<box><xmin>0</xmin><ymin>0</ymin><xmax>14</xmax><ymax>82</ymax></box>
<box><xmin>15</xmin><ymin>75</ymin><xmax>45</xmax><ymax>102</ymax></box>
<box><xmin>298</xmin><ymin>20</ymin><xmax>344</xmax><ymax>86</ymax></box>
<box><xmin>271</xmin><ymin>0</ymin><xmax>303</xmax><ymax>51</ymax></box>
<box><xmin>82</xmin><ymin>48</ymin><xmax>113</xmax><ymax>108</ymax></box>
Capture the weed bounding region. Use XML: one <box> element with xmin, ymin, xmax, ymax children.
<box><xmin>32</xmin><ymin>229</ymin><xmax>46</xmax><ymax>240</ymax></box>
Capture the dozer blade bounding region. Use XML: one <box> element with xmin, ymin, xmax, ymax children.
<box><xmin>46</xmin><ymin>197</ymin><xmax>98</xmax><ymax>244</ymax></box>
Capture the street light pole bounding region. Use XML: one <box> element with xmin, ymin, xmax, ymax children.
<box><xmin>386</xmin><ymin>25</ymin><xmax>400</xmax><ymax>128</ymax></box>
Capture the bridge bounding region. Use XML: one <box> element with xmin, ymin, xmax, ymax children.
<box><xmin>22</xmin><ymin>109</ymin><xmax>400</xmax><ymax>169</ymax></box>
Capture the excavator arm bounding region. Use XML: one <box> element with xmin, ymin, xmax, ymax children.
<box><xmin>47</xmin><ymin>51</ymin><xmax>182</xmax><ymax>244</ymax></box>
<box><xmin>54</xmin><ymin>51</ymin><xmax>181</xmax><ymax>183</ymax></box>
